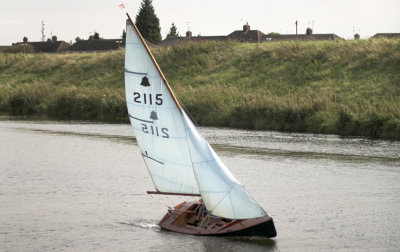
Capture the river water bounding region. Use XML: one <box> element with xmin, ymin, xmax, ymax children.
<box><xmin>1</xmin><ymin>119</ymin><xmax>399</xmax><ymax>251</ymax></box>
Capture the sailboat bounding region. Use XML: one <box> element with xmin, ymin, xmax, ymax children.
<box><xmin>124</xmin><ymin>13</ymin><xmax>276</xmax><ymax>237</ymax></box>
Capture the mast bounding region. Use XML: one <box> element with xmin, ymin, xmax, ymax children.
<box><xmin>125</xmin><ymin>13</ymin><xmax>182</xmax><ymax>111</ymax></box>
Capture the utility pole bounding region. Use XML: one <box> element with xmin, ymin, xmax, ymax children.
<box><xmin>185</xmin><ymin>22</ymin><xmax>191</xmax><ymax>32</ymax></box>
<box><xmin>41</xmin><ymin>20</ymin><xmax>45</xmax><ymax>42</ymax></box>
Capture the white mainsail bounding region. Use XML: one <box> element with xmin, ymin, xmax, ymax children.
<box><xmin>125</xmin><ymin>19</ymin><xmax>199</xmax><ymax>194</ymax></box>
<box><xmin>125</xmin><ymin>16</ymin><xmax>266</xmax><ymax>219</ymax></box>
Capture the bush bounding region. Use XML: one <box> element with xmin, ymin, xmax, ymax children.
<box><xmin>4</xmin><ymin>44</ymin><xmax>34</xmax><ymax>54</ymax></box>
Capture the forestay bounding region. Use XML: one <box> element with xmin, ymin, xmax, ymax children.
<box><xmin>125</xmin><ymin>16</ymin><xmax>266</xmax><ymax>219</ymax></box>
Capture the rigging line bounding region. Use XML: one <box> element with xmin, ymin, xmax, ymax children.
<box><xmin>208</xmin><ymin>189</ymin><xmax>232</xmax><ymax>212</ymax></box>
<box><xmin>200</xmin><ymin>206</ymin><xmax>211</xmax><ymax>230</ymax></box>
<box><xmin>228</xmin><ymin>192</ymin><xmax>236</xmax><ymax>220</ymax></box>
<box><xmin>148</xmin><ymin>194</ymin><xmax>172</xmax><ymax>210</ymax></box>
<box><xmin>148</xmin><ymin>194</ymin><xmax>203</xmax><ymax>214</ymax></box>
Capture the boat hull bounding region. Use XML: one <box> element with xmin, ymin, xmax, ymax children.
<box><xmin>159</xmin><ymin>201</ymin><xmax>277</xmax><ymax>237</ymax></box>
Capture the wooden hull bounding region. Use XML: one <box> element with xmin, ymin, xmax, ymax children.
<box><xmin>159</xmin><ymin>200</ymin><xmax>277</xmax><ymax>237</ymax></box>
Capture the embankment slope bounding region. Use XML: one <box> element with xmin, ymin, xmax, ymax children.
<box><xmin>1</xmin><ymin>39</ymin><xmax>399</xmax><ymax>139</ymax></box>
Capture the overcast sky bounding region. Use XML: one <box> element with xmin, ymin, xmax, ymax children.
<box><xmin>0</xmin><ymin>0</ymin><xmax>399</xmax><ymax>45</ymax></box>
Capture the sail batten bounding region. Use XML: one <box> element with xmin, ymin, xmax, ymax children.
<box><xmin>124</xmin><ymin>70</ymin><xmax>148</xmax><ymax>76</ymax></box>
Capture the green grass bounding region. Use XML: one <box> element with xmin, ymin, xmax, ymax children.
<box><xmin>1</xmin><ymin>39</ymin><xmax>399</xmax><ymax>139</ymax></box>
<box><xmin>0</xmin><ymin>51</ymin><xmax>126</xmax><ymax>121</ymax></box>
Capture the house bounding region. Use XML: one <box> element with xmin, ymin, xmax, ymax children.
<box><xmin>158</xmin><ymin>24</ymin><xmax>343</xmax><ymax>46</ymax></box>
<box><xmin>371</xmin><ymin>33</ymin><xmax>400</xmax><ymax>39</ymax></box>
<box><xmin>264</xmin><ymin>33</ymin><xmax>342</xmax><ymax>41</ymax></box>
<box><xmin>227</xmin><ymin>23</ymin><xmax>266</xmax><ymax>42</ymax></box>
<box><xmin>158</xmin><ymin>31</ymin><xmax>227</xmax><ymax>46</ymax></box>
<box><xmin>263</xmin><ymin>28</ymin><xmax>342</xmax><ymax>41</ymax></box>
<box><xmin>14</xmin><ymin>36</ymin><xmax>71</xmax><ymax>53</ymax></box>
<box><xmin>66</xmin><ymin>36</ymin><xmax>125</xmax><ymax>52</ymax></box>
<box><xmin>159</xmin><ymin>23</ymin><xmax>265</xmax><ymax>46</ymax></box>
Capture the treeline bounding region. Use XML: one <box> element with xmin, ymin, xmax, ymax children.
<box><xmin>0</xmin><ymin>39</ymin><xmax>399</xmax><ymax>139</ymax></box>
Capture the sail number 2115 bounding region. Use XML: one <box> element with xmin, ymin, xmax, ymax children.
<box><xmin>141</xmin><ymin>123</ymin><xmax>169</xmax><ymax>138</ymax></box>
<box><xmin>133</xmin><ymin>92</ymin><xmax>163</xmax><ymax>105</ymax></box>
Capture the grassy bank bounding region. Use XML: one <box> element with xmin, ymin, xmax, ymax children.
<box><xmin>1</xmin><ymin>39</ymin><xmax>399</xmax><ymax>139</ymax></box>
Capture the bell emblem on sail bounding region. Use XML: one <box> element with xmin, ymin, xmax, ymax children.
<box><xmin>140</xmin><ymin>76</ymin><xmax>150</xmax><ymax>87</ymax></box>
<box><xmin>150</xmin><ymin>110</ymin><xmax>158</xmax><ymax>120</ymax></box>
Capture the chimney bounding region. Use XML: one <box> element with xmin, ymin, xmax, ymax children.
<box><xmin>243</xmin><ymin>23</ymin><xmax>250</xmax><ymax>32</ymax></box>
<box><xmin>306</xmin><ymin>27</ymin><xmax>313</xmax><ymax>35</ymax></box>
<box><xmin>354</xmin><ymin>33</ymin><xmax>360</xmax><ymax>40</ymax></box>
<box><xmin>186</xmin><ymin>31</ymin><xmax>192</xmax><ymax>38</ymax></box>
<box><xmin>52</xmin><ymin>35</ymin><xmax>57</xmax><ymax>42</ymax></box>
<box><xmin>23</xmin><ymin>36</ymin><xmax>28</xmax><ymax>43</ymax></box>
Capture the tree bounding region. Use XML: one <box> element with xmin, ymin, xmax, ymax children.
<box><xmin>88</xmin><ymin>32</ymin><xmax>101</xmax><ymax>40</ymax></box>
<box><xmin>121</xmin><ymin>29</ymin><xmax>126</xmax><ymax>40</ymax></box>
<box><xmin>166</xmin><ymin>23</ymin><xmax>179</xmax><ymax>38</ymax></box>
<box><xmin>135</xmin><ymin>0</ymin><xmax>162</xmax><ymax>43</ymax></box>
